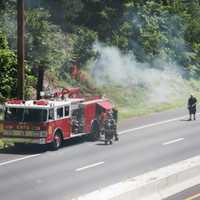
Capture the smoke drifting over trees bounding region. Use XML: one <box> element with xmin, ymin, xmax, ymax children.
<box><xmin>89</xmin><ymin>2</ymin><xmax>198</xmax><ymax>103</ymax></box>
<box><xmin>90</xmin><ymin>42</ymin><xmax>188</xmax><ymax>103</ymax></box>
<box><xmin>1</xmin><ymin>1</ymin><xmax>200</xmax><ymax>105</ymax></box>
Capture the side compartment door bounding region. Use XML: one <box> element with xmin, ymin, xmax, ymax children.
<box><xmin>63</xmin><ymin>105</ymin><xmax>71</xmax><ymax>138</ymax></box>
<box><xmin>83</xmin><ymin>103</ymin><xmax>96</xmax><ymax>133</ymax></box>
<box><xmin>54</xmin><ymin>106</ymin><xmax>71</xmax><ymax>139</ymax></box>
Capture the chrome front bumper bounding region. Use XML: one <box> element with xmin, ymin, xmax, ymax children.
<box><xmin>1</xmin><ymin>129</ymin><xmax>47</xmax><ymax>144</ymax></box>
<box><xmin>1</xmin><ymin>137</ymin><xmax>46</xmax><ymax>144</ymax></box>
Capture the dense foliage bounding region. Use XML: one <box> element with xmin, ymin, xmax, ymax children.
<box><xmin>0</xmin><ymin>32</ymin><xmax>17</xmax><ymax>102</ymax></box>
<box><xmin>26</xmin><ymin>9</ymin><xmax>67</xmax><ymax>72</ymax></box>
<box><xmin>1</xmin><ymin>0</ymin><xmax>200</xmax><ymax>100</ymax></box>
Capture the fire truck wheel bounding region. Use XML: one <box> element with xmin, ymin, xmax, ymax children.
<box><xmin>51</xmin><ymin>132</ymin><xmax>62</xmax><ymax>150</ymax></box>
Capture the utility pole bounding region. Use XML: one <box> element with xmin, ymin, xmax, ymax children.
<box><xmin>17</xmin><ymin>0</ymin><xmax>25</xmax><ymax>100</ymax></box>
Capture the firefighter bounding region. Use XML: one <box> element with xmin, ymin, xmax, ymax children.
<box><xmin>187</xmin><ymin>95</ymin><xmax>197</xmax><ymax>120</ymax></box>
<box><xmin>99</xmin><ymin>111</ymin><xmax>107</xmax><ymax>136</ymax></box>
<box><xmin>112</xmin><ymin>109</ymin><xmax>119</xmax><ymax>141</ymax></box>
<box><xmin>104</xmin><ymin>111</ymin><xmax>116</xmax><ymax>145</ymax></box>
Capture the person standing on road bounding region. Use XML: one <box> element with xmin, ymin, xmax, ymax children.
<box><xmin>187</xmin><ymin>95</ymin><xmax>197</xmax><ymax>120</ymax></box>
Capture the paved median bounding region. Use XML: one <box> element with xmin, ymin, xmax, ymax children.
<box><xmin>73</xmin><ymin>155</ymin><xmax>200</xmax><ymax>200</ymax></box>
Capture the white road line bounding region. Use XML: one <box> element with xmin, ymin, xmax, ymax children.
<box><xmin>118</xmin><ymin>113</ymin><xmax>197</xmax><ymax>135</ymax></box>
<box><xmin>0</xmin><ymin>112</ymin><xmax>197</xmax><ymax>167</ymax></box>
<box><xmin>162</xmin><ymin>138</ymin><xmax>185</xmax><ymax>146</ymax></box>
<box><xmin>76</xmin><ymin>161</ymin><xmax>104</xmax><ymax>172</ymax></box>
<box><xmin>0</xmin><ymin>154</ymin><xmax>41</xmax><ymax>167</ymax></box>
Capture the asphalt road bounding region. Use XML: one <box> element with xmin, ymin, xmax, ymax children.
<box><xmin>0</xmin><ymin>108</ymin><xmax>200</xmax><ymax>200</ymax></box>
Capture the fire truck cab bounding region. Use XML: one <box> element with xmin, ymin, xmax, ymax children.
<box><xmin>1</xmin><ymin>95</ymin><xmax>116</xmax><ymax>150</ymax></box>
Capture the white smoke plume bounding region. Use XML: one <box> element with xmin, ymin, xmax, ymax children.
<box><xmin>90</xmin><ymin>42</ymin><xmax>189</xmax><ymax>103</ymax></box>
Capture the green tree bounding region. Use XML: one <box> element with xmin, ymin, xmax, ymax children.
<box><xmin>0</xmin><ymin>0</ymin><xmax>17</xmax><ymax>50</ymax></box>
<box><xmin>71</xmin><ymin>27</ymin><xmax>97</xmax><ymax>66</ymax></box>
<box><xmin>26</xmin><ymin>9</ymin><xmax>66</xmax><ymax>98</ymax></box>
<box><xmin>0</xmin><ymin>32</ymin><xmax>17</xmax><ymax>102</ymax></box>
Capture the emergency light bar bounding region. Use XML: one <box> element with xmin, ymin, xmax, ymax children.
<box><xmin>33</xmin><ymin>100</ymin><xmax>48</xmax><ymax>106</ymax></box>
<box><xmin>7</xmin><ymin>99</ymin><xmax>25</xmax><ymax>104</ymax></box>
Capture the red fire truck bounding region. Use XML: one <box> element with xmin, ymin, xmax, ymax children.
<box><xmin>1</xmin><ymin>88</ymin><xmax>117</xmax><ymax>150</ymax></box>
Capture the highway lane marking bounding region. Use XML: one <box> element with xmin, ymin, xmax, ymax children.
<box><xmin>0</xmin><ymin>154</ymin><xmax>41</xmax><ymax>167</ymax></box>
<box><xmin>76</xmin><ymin>161</ymin><xmax>104</xmax><ymax>172</ymax></box>
<box><xmin>118</xmin><ymin>113</ymin><xmax>200</xmax><ymax>135</ymax></box>
<box><xmin>0</xmin><ymin>112</ymin><xmax>198</xmax><ymax>167</ymax></box>
<box><xmin>162</xmin><ymin>137</ymin><xmax>184</xmax><ymax>146</ymax></box>
<box><xmin>184</xmin><ymin>193</ymin><xmax>200</xmax><ymax>200</ymax></box>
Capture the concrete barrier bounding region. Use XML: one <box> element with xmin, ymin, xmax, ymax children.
<box><xmin>73</xmin><ymin>155</ymin><xmax>200</xmax><ymax>200</ymax></box>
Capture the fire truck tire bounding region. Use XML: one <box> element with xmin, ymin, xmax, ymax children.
<box><xmin>50</xmin><ymin>132</ymin><xmax>62</xmax><ymax>150</ymax></box>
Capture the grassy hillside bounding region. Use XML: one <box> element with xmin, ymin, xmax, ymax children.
<box><xmin>0</xmin><ymin>76</ymin><xmax>199</xmax><ymax>149</ymax></box>
<box><xmin>98</xmin><ymin>80</ymin><xmax>200</xmax><ymax>120</ymax></box>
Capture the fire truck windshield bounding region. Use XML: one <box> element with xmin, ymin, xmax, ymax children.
<box><xmin>5</xmin><ymin>107</ymin><xmax>47</xmax><ymax>123</ymax></box>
